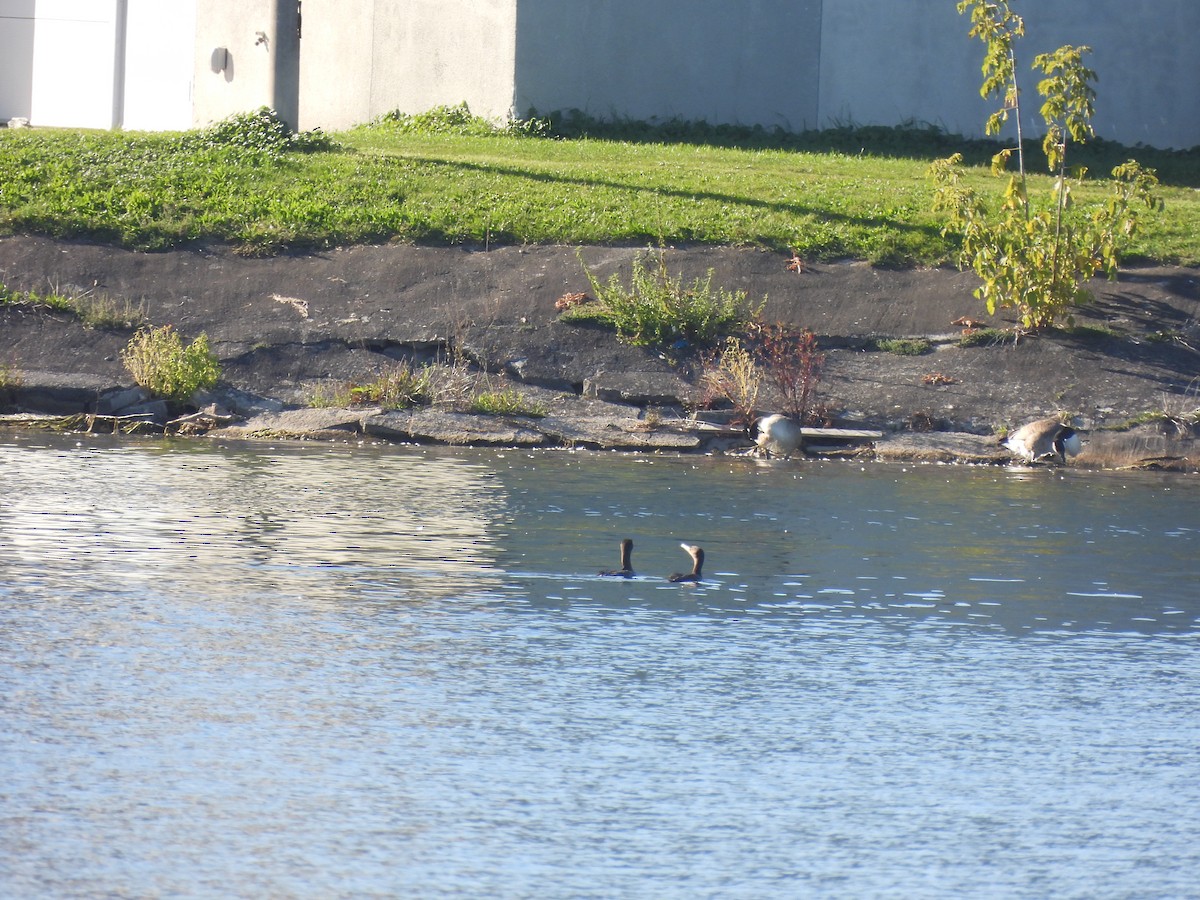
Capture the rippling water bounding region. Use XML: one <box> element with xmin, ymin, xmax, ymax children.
<box><xmin>2</xmin><ymin>434</ymin><xmax>1198</xmax><ymax>898</ymax></box>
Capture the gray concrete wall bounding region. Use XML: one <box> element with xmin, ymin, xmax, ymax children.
<box><xmin>1014</xmin><ymin>0</ymin><xmax>1200</xmax><ymax>150</ymax></box>
<box><xmin>513</xmin><ymin>0</ymin><xmax>823</xmax><ymax>131</ymax></box>
<box><xmin>0</xmin><ymin>0</ymin><xmax>35</xmax><ymax>123</ymax></box>
<box><xmin>299</xmin><ymin>0</ymin><xmax>517</xmax><ymax>132</ymax></box>
<box><xmin>192</xmin><ymin>0</ymin><xmax>280</xmax><ymax>127</ymax></box>
<box><xmin>509</xmin><ymin>0</ymin><xmax>1198</xmax><ymax>149</ymax></box>
<box><xmin>819</xmin><ymin>0</ymin><xmax>1200</xmax><ymax>149</ymax></box>
<box><xmin>818</xmin><ymin>1</ymin><xmax>994</xmax><ymax>137</ymax></box>
<box><xmin>5</xmin><ymin>0</ymin><xmax>1198</xmax><ymax>149</ymax></box>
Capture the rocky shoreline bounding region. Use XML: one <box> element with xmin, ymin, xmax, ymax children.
<box><xmin>2</xmin><ymin>235</ymin><xmax>1198</xmax><ymax>470</ymax></box>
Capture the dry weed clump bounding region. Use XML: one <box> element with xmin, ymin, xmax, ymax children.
<box><xmin>699</xmin><ymin>338</ymin><xmax>760</xmax><ymax>425</ymax></box>
<box><xmin>749</xmin><ymin>323</ymin><xmax>825</xmax><ymax>423</ymax></box>
<box><xmin>700</xmin><ymin>323</ymin><xmax>826</xmax><ymax>426</ymax></box>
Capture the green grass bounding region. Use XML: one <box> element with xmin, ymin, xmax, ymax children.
<box><xmin>1060</xmin><ymin>323</ymin><xmax>1123</xmax><ymax>340</ymax></box>
<box><xmin>74</xmin><ymin>294</ymin><xmax>147</xmax><ymax>329</ymax></box>
<box><xmin>873</xmin><ymin>337</ymin><xmax>933</xmax><ymax>356</ymax></box>
<box><xmin>0</xmin><ymin>108</ymin><xmax>1198</xmax><ymax>264</ymax></box>
<box><xmin>309</xmin><ymin>364</ymin><xmax>433</xmax><ymax>410</ymax></box>
<box><xmin>0</xmin><ymin>361</ymin><xmax>21</xmax><ymax>391</ymax></box>
<box><xmin>0</xmin><ymin>282</ymin><xmax>72</xmax><ymax>311</ymax></box>
<box><xmin>572</xmin><ymin>247</ymin><xmax>763</xmax><ymax>354</ymax></box>
<box><xmin>956</xmin><ymin>327</ymin><xmax>1014</xmax><ymax>347</ymax></box>
<box><xmin>468</xmin><ymin>388</ymin><xmax>547</xmax><ymax>418</ymax></box>
<box><xmin>1100</xmin><ymin>408</ymin><xmax>1200</xmax><ymax>433</ymax></box>
<box><xmin>1</xmin><ymin>280</ymin><xmax>146</xmax><ymax>328</ymax></box>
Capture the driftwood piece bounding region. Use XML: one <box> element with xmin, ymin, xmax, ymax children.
<box><xmin>167</xmin><ymin>406</ymin><xmax>241</xmax><ymax>435</ymax></box>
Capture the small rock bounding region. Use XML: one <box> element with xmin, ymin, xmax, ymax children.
<box><xmin>194</xmin><ymin>386</ymin><xmax>284</xmax><ymax>418</ymax></box>
<box><xmin>120</xmin><ymin>399</ymin><xmax>171</xmax><ymax>423</ymax></box>
<box><xmin>872</xmin><ymin>431</ymin><xmax>1009</xmax><ymax>464</ymax></box>
<box><xmin>218</xmin><ymin>407</ymin><xmax>370</xmax><ymax>439</ymax></box>
<box><xmin>366</xmin><ymin>409</ymin><xmax>547</xmax><ymax>446</ymax></box>
<box><xmin>535</xmin><ymin>415</ymin><xmax>703</xmax><ymax>450</ymax></box>
<box><xmin>96</xmin><ymin>386</ymin><xmax>150</xmax><ymax>415</ymax></box>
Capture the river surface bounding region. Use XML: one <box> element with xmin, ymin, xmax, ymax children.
<box><xmin>2</xmin><ymin>434</ymin><xmax>1198</xmax><ymax>898</ymax></box>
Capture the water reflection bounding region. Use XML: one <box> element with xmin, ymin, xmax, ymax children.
<box><xmin>481</xmin><ymin>452</ymin><xmax>1198</xmax><ymax>636</ymax></box>
<box><xmin>1</xmin><ymin>437</ymin><xmax>1196</xmax><ymax>634</ymax></box>
<box><xmin>2</xmin><ymin>435</ymin><xmax>1199</xmax><ymax>898</ymax></box>
<box><xmin>0</xmin><ymin>436</ymin><xmax>509</xmax><ymax>602</ymax></box>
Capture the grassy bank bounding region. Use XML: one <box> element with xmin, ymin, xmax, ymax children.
<box><xmin>1</xmin><ymin>108</ymin><xmax>1198</xmax><ymax>265</ymax></box>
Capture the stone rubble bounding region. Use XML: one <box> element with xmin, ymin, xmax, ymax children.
<box><xmin>2</xmin><ymin>237</ymin><xmax>1197</xmax><ymax>470</ymax></box>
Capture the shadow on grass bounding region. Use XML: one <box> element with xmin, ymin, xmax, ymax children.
<box><xmin>384</xmin><ymin>152</ymin><xmax>946</xmax><ymax>253</ymax></box>
<box><xmin>536</xmin><ymin>112</ymin><xmax>1200</xmax><ymax>189</ymax></box>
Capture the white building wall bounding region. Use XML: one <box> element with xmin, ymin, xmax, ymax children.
<box><xmin>296</xmin><ymin>0</ymin><xmax>376</xmax><ymax>130</ymax></box>
<box><xmin>1</xmin><ymin>0</ymin><xmax>195</xmax><ymax>130</ymax></box>
<box><xmin>29</xmin><ymin>0</ymin><xmax>120</xmax><ymax>129</ymax></box>
<box><xmin>122</xmin><ymin>0</ymin><xmax>196</xmax><ymax>131</ymax></box>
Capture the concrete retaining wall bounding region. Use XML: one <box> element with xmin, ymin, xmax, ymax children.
<box><xmin>512</xmin><ymin>0</ymin><xmax>823</xmax><ymax>132</ymax></box>
<box><xmin>817</xmin><ymin>0</ymin><xmax>1200</xmax><ymax>149</ymax></box>
<box><xmin>3</xmin><ymin>0</ymin><xmax>1198</xmax><ymax>148</ymax></box>
<box><xmin>508</xmin><ymin>0</ymin><xmax>1199</xmax><ymax>148</ymax></box>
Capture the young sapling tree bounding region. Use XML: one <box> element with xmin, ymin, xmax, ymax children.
<box><xmin>930</xmin><ymin>0</ymin><xmax>1162</xmax><ymax>332</ymax></box>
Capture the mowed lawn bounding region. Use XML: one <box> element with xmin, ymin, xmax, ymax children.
<box><xmin>1</xmin><ymin>110</ymin><xmax>1197</xmax><ymax>266</ymax></box>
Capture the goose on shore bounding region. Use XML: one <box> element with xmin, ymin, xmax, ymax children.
<box><xmin>668</xmin><ymin>543</ymin><xmax>705</xmax><ymax>583</ymax></box>
<box><xmin>599</xmin><ymin>538</ymin><xmax>635</xmax><ymax>577</ymax></box>
<box><xmin>748</xmin><ymin>413</ymin><xmax>804</xmax><ymax>458</ymax></box>
<box><xmin>1004</xmin><ymin>418</ymin><xmax>1083</xmax><ymax>464</ymax></box>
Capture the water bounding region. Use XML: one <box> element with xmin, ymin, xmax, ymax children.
<box><xmin>2</xmin><ymin>434</ymin><xmax>1198</xmax><ymax>898</ymax></box>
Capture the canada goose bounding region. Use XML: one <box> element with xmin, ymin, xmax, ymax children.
<box><xmin>1004</xmin><ymin>418</ymin><xmax>1083</xmax><ymax>464</ymax></box>
<box><xmin>668</xmin><ymin>543</ymin><xmax>705</xmax><ymax>583</ymax></box>
<box><xmin>748</xmin><ymin>413</ymin><xmax>804</xmax><ymax>457</ymax></box>
<box><xmin>599</xmin><ymin>538</ymin><xmax>635</xmax><ymax>577</ymax></box>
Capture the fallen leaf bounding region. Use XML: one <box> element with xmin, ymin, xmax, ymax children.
<box><xmin>555</xmin><ymin>291</ymin><xmax>591</xmax><ymax>311</ymax></box>
<box><xmin>923</xmin><ymin>372</ymin><xmax>959</xmax><ymax>386</ymax></box>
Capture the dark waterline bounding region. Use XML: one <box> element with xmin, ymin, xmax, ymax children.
<box><xmin>2</xmin><ymin>435</ymin><xmax>1198</xmax><ymax>898</ymax></box>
